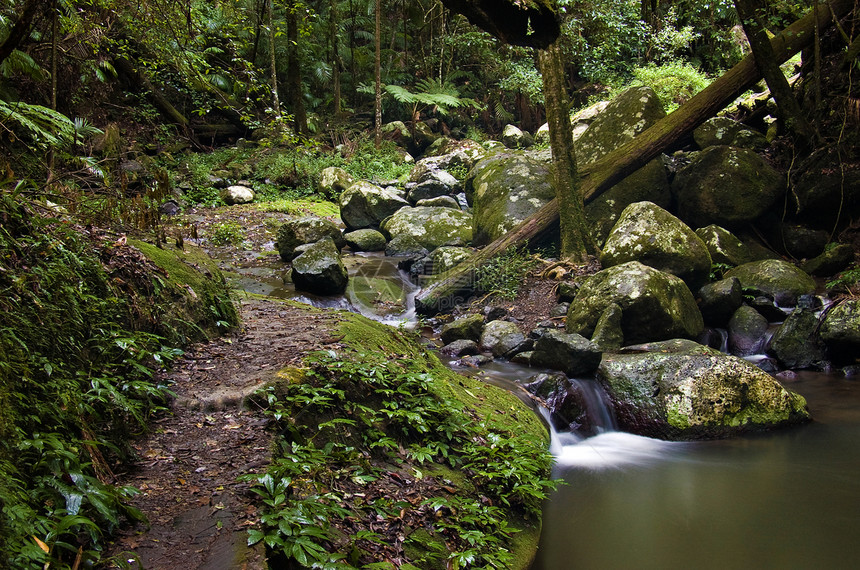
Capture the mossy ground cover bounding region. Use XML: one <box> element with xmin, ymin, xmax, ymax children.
<box><xmin>0</xmin><ymin>196</ymin><xmax>236</xmax><ymax>568</ymax></box>
<box><xmin>247</xmin><ymin>312</ymin><xmax>555</xmax><ymax>569</ymax></box>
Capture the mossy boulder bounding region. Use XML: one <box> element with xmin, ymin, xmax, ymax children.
<box><xmin>672</xmin><ymin>146</ymin><xmax>784</xmax><ymax>228</ymax></box>
<box><xmin>380</xmin><ymin>206</ymin><xmax>473</xmax><ymax>250</ymax></box>
<box><xmin>727</xmin><ymin>305</ymin><xmax>769</xmax><ymax>357</ymax></box>
<box><xmin>339</xmin><ymin>181</ymin><xmax>409</xmax><ymax>231</ymax></box>
<box><xmin>530</xmin><ymin>329</ymin><xmax>602</xmax><ymax>376</ymax></box>
<box><xmin>480</xmin><ymin>320</ymin><xmax>526</xmax><ymax>357</ymax></box>
<box><xmin>501</xmin><ymin>124</ymin><xmax>534</xmax><ymax>149</ymax></box>
<box><xmin>344</xmin><ymin>228</ymin><xmax>387</xmax><ymax>252</ymax></box>
<box><xmin>290</xmin><ymin>237</ymin><xmax>348</xmax><ymax>295</ymax></box>
<box><xmin>820</xmin><ymin>299</ymin><xmax>860</xmax><ymax>363</ymax></box>
<box><xmin>694</xmin><ymin>224</ymin><xmax>755</xmax><ymax>266</ymax></box>
<box><xmin>468</xmin><ymin>153</ymin><xmax>555</xmax><ymax>245</ymax></box>
<box><xmin>440</xmin><ymin>314</ymin><xmax>485</xmax><ymax>344</ymax></box>
<box><xmin>318</xmin><ymin>167</ymin><xmax>355</xmax><ymax>200</ymax></box>
<box><xmin>428</xmin><ymin>246</ymin><xmax>473</xmax><ymax>274</ymax></box>
<box><xmin>693</xmin><ymin>117</ymin><xmax>767</xmax><ymax>150</ymax></box>
<box><xmin>697</xmin><ymin>277</ymin><xmax>743</xmax><ymax>327</ymax></box>
<box><xmin>724</xmin><ymin>259</ymin><xmax>816</xmax><ymax>307</ymax></box>
<box><xmin>597</xmin><ymin>339</ymin><xmax>810</xmax><ymax>439</ymax></box>
<box><xmin>800</xmin><ymin>243</ymin><xmax>854</xmax><ymax>276</ymax></box>
<box><xmin>566</xmin><ymin>261</ymin><xmax>704</xmax><ymax>346</ymax></box>
<box><xmin>277</xmin><ymin>216</ymin><xmax>345</xmax><ymax>261</ymax></box>
<box><xmin>768</xmin><ymin>307</ymin><xmax>827</xmax><ymax>369</ymax></box>
<box><xmin>600</xmin><ymin>201</ymin><xmax>712</xmax><ymax>290</ymax></box>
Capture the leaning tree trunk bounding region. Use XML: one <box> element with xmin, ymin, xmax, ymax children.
<box><xmin>415</xmin><ymin>0</ymin><xmax>855</xmax><ymax>313</ymax></box>
<box><xmin>538</xmin><ymin>40</ymin><xmax>594</xmax><ymax>262</ymax></box>
<box><xmin>734</xmin><ymin>0</ymin><xmax>815</xmax><ymax>145</ymax></box>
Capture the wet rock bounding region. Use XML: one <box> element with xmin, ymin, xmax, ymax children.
<box><xmin>768</xmin><ymin>307</ymin><xmax>827</xmax><ymax>369</ymax></box>
<box><xmin>566</xmin><ymin>261</ymin><xmax>704</xmax><ymax>346</ymax></box>
<box><xmin>440</xmin><ymin>314</ymin><xmax>485</xmax><ymax>345</ymax></box>
<box><xmin>672</xmin><ymin>146</ymin><xmax>784</xmax><ymax>228</ymax></box>
<box><xmin>727</xmin><ymin>305</ymin><xmax>769</xmax><ymax>357</ymax></box>
<box><xmin>530</xmin><ymin>329</ymin><xmax>602</xmax><ymax>377</ymax></box>
<box><xmin>697</xmin><ymin>277</ymin><xmax>743</xmax><ymax>327</ymax></box>
<box><xmin>339</xmin><ymin>181</ymin><xmax>409</xmax><ymax>231</ymax></box>
<box><xmin>440</xmin><ymin>339</ymin><xmax>480</xmax><ymax>357</ymax></box>
<box><xmin>290</xmin><ymin>237</ymin><xmax>348</xmax><ymax>295</ymax></box>
<box><xmin>820</xmin><ymin>300</ymin><xmax>860</xmax><ymax>363</ymax></box>
<box><xmin>600</xmin><ymin>201</ymin><xmax>712</xmax><ymax>290</ymax></box>
<box><xmin>277</xmin><ymin>217</ymin><xmax>345</xmax><ymax>261</ymax></box>
<box><xmin>468</xmin><ymin>153</ymin><xmax>555</xmax><ymax>245</ymax></box>
<box><xmin>344</xmin><ymin>228</ymin><xmax>387</xmax><ymax>252</ymax></box>
<box><xmin>220</xmin><ymin>185</ymin><xmax>255</xmax><ymax>205</ymax></box>
<box><xmin>725</xmin><ymin>259</ymin><xmax>816</xmax><ymax>307</ymax></box>
<box><xmin>455</xmin><ymin>354</ymin><xmax>493</xmax><ymax>368</ymax></box>
<box><xmin>318</xmin><ymin>167</ymin><xmax>355</xmax><ymax>200</ymax></box>
<box><xmin>598</xmin><ymin>339</ymin><xmax>810</xmax><ymax>439</ymax></box>
<box><xmin>693</xmin><ymin>117</ymin><xmax>767</xmax><ymax>150</ymax></box>
<box><xmin>480</xmin><ymin>320</ymin><xmax>526</xmax><ymax>357</ymax></box>
<box><xmin>380</xmin><ymin>206</ymin><xmax>473</xmax><ymax>250</ymax></box>
<box><xmin>523</xmin><ymin>372</ymin><xmax>596</xmax><ymax>433</ymax></box>
<box><xmin>695</xmin><ymin>225</ymin><xmax>755</xmax><ymax>267</ymax></box>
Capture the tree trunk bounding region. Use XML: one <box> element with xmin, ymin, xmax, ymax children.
<box><xmin>374</xmin><ymin>0</ymin><xmax>382</xmax><ymax>147</ymax></box>
<box><xmin>415</xmin><ymin>0</ymin><xmax>853</xmax><ymax>313</ymax></box>
<box><xmin>0</xmin><ymin>0</ymin><xmax>49</xmax><ymax>67</ymax></box>
<box><xmin>287</xmin><ymin>3</ymin><xmax>307</xmax><ymax>134</ymax></box>
<box><xmin>267</xmin><ymin>0</ymin><xmax>281</xmax><ymax>118</ymax></box>
<box><xmin>329</xmin><ymin>0</ymin><xmax>342</xmax><ymax>116</ymax></box>
<box><xmin>734</xmin><ymin>0</ymin><xmax>815</xmax><ymax>145</ymax></box>
<box><xmin>537</xmin><ymin>41</ymin><xmax>594</xmax><ymax>262</ymax></box>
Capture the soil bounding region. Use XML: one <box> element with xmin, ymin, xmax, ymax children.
<box><xmin>107</xmin><ymin>205</ymin><xmax>567</xmax><ymax>569</ymax></box>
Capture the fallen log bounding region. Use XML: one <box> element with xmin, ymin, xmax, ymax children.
<box><xmin>415</xmin><ymin>0</ymin><xmax>855</xmax><ymax>314</ymax></box>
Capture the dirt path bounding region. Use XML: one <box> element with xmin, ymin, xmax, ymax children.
<box><xmin>109</xmin><ymin>297</ymin><xmax>342</xmax><ymax>570</ymax></box>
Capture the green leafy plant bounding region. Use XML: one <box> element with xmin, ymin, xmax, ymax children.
<box><xmin>475</xmin><ymin>246</ymin><xmax>539</xmax><ymax>300</ymax></box>
<box><xmin>629</xmin><ymin>61</ymin><xmax>711</xmax><ymax>111</ymax></box>
<box><xmin>208</xmin><ymin>221</ymin><xmax>245</xmax><ymax>246</ymax></box>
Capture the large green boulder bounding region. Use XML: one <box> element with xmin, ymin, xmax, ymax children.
<box><xmin>724</xmin><ymin>259</ymin><xmax>816</xmax><ymax>307</ymax></box>
<box><xmin>277</xmin><ymin>216</ymin><xmax>345</xmax><ymax>261</ymax></box>
<box><xmin>380</xmin><ymin>206</ymin><xmax>473</xmax><ymax>250</ymax></box>
<box><xmin>318</xmin><ymin>167</ymin><xmax>355</xmax><ymax>200</ymax></box>
<box><xmin>290</xmin><ymin>237</ymin><xmax>348</xmax><ymax>295</ymax></box>
<box><xmin>693</xmin><ymin>117</ymin><xmax>767</xmax><ymax>150</ymax></box>
<box><xmin>339</xmin><ymin>181</ymin><xmax>409</xmax><ymax>231</ymax></box>
<box><xmin>600</xmin><ymin>201</ymin><xmax>712</xmax><ymax>290</ymax></box>
<box><xmin>820</xmin><ymin>299</ymin><xmax>860</xmax><ymax>363</ymax></box>
<box><xmin>672</xmin><ymin>146</ymin><xmax>784</xmax><ymax>228</ymax></box>
<box><xmin>768</xmin><ymin>307</ymin><xmax>827</xmax><ymax>369</ymax></box>
<box><xmin>566</xmin><ymin>261</ymin><xmax>703</xmax><ymax>346</ymax></box>
<box><xmin>468</xmin><ymin>153</ymin><xmax>555</xmax><ymax>245</ymax></box>
<box><xmin>597</xmin><ymin>339</ymin><xmax>810</xmax><ymax>439</ymax></box>
<box><xmin>576</xmin><ymin>86</ymin><xmax>671</xmax><ymax>246</ymax></box>
<box><xmin>694</xmin><ymin>224</ymin><xmax>755</xmax><ymax>266</ymax></box>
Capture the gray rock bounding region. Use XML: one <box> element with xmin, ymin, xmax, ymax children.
<box><xmin>600</xmin><ymin>201</ymin><xmax>712</xmax><ymax>290</ymax></box>
<box><xmin>693</xmin><ymin>117</ymin><xmax>767</xmax><ymax>150</ymax></box>
<box><xmin>695</xmin><ymin>225</ymin><xmax>754</xmax><ymax>267</ymax></box>
<box><xmin>290</xmin><ymin>237</ymin><xmax>348</xmax><ymax>295</ymax></box>
<box><xmin>407</xmin><ymin>172</ymin><xmax>460</xmax><ymax>204</ymax></box>
<box><xmin>343</xmin><ymin>228</ymin><xmax>387</xmax><ymax>252</ymax></box>
<box><xmin>530</xmin><ymin>329</ymin><xmax>603</xmax><ymax>376</ymax></box>
<box><xmin>480</xmin><ymin>320</ymin><xmax>526</xmax><ymax>357</ymax></box>
<box><xmin>724</xmin><ymin>259</ymin><xmax>816</xmax><ymax>307</ymax></box>
<box><xmin>277</xmin><ymin>217</ymin><xmax>345</xmax><ymax>261</ymax></box>
<box><xmin>220</xmin><ymin>185</ymin><xmax>255</xmax><ymax>205</ymax></box>
<box><xmin>385</xmin><ymin>234</ymin><xmax>429</xmax><ymax>257</ymax></box>
<box><xmin>440</xmin><ymin>339</ymin><xmax>480</xmax><ymax>357</ymax></box>
<box><xmin>523</xmin><ymin>372</ymin><xmax>600</xmax><ymax>434</ymax></box>
<box><xmin>380</xmin><ymin>206</ymin><xmax>473</xmax><ymax>251</ymax></box>
<box><xmin>440</xmin><ymin>314</ymin><xmax>485</xmax><ymax>345</ymax></box>
<box><xmin>768</xmin><ymin>307</ymin><xmax>827</xmax><ymax>369</ymax></box>
<box><xmin>697</xmin><ymin>277</ymin><xmax>743</xmax><ymax>327</ymax></box>
<box><xmin>672</xmin><ymin>146</ymin><xmax>784</xmax><ymax>228</ymax></box>
<box><xmin>339</xmin><ymin>181</ymin><xmax>409</xmax><ymax>231</ymax></box>
<box><xmin>318</xmin><ymin>167</ymin><xmax>355</xmax><ymax>200</ymax></box>
<box><xmin>566</xmin><ymin>261</ymin><xmax>704</xmax><ymax>345</ymax></box>
<box><xmin>727</xmin><ymin>305</ymin><xmax>770</xmax><ymax>357</ymax></box>
<box><xmin>409</xmin><ymin>140</ymin><xmax>487</xmax><ymax>182</ymax></box>
<box><xmin>591</xmin><ymin>302</ymin><xmax>624</xmax><ymax>351</ymax></box>
<box><xmin>415</xmin><ymin>195</ymin><xmax>461</xmax><ymax>209</ymax></box>
<box><xmin>468</xmin><ymin>153</ymin><xmax>555</xmax><ymax>245</ymax></box>
<box><xmin>501</xmin><ymin>124</ymin><xmax>534</xmax><ymax>149</ymax></box>
<box><xmin>598</xmin><ymin>339</ymin><xmax>810</xmax><ymax>439</ymax></box>
<box><xmin>428</xmin><ymin>246</ymin><xmax>473</xmax><ymax>274</ymax></box>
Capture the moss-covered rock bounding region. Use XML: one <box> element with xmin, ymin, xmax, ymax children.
<box><xmin>566</xmin><ymin>261</ymin><xmax>704</xmax><ymax>346</ymax></box>
<box><xmin>768</xmin><ymin>307</ymin><xmax>827</xmax><ymax>369</ymax></box>
<box><xmin>468</xmin><ymin>153</ymin><xmax>555</xmax><ymax>245</ymax></box>
<box><xmin>697</xmin><ymin>277</ymin><xmax>743</xmax><ymax>327</ymax></box>
<box><xmin>820</xmin><ymin>299</ymin><xmax>860</xmax><ymax>363</ymax></box>
<box><xmin>693</xmin><ymin>117</ymin><xmax>767</xmax><ymax>150</ymax></box>
<box><xmin>724</xmin><ymin>259</ymin><xmax>816</xmax><ymax>307</ymax></box>
<box><xmin>277</xmin><ymin>216</ymin><xmax>346</xmax><ymax>261</ymax></box>
<box><xmin>290</xmin><ymin>237</ymin><xmax>349</xmax><ymax>295</ymax></box>
<box><xmin>672</xmin><ymin>146</ymin><xmax>784</xmax><ymax>228</ymax></box>
<box><xmin>440</xmin><ymin>314</ymin><xmax>485</xmax><ymax>344</ymax></box>
<box><xmin>694</xmin><ymin>224</ymin><xmax>755</xmax><ymax>267</ymax></box>
<box><xmin>380</xmin><ymin>206</ymin><xmax>473</xmax><ymax>250</ymax></box>
<box><xmin>343</xmin><ymin>228</ymin><xmax>387</xmax><ymax>252</ymax></box>
<box><xmin>600</xmin><ymin>201</ymin><xmax>712</xmax><ymax>290</ymax></box>
<box><xmin>597</xmin><ymin>339</ymin><xmax>810</xmax><ymax>439</ymax></box>
<box><xmin>318</xmin><ymin>166</ymin><xmax>355</xmax><ymax>200</ymax></box>
<box><xmin>727</xmin><ymin>305</ymin><xmax>769</xmax><ymax>357</ymax></box>
<box><xmin>339</xmin><ymin>180</ymin><xmax>409</xmax><ymax>231</ymax></box>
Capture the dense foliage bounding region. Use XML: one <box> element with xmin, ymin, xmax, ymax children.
<box><xmin>0</xmin><ymin>195</ymin><xmax>236</xmax><ymax>567</ymax></box>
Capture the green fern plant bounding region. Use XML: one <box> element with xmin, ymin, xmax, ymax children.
<box><xmin>362</xmin><ymin>78</ymin><xmax>482</xmax><ymax>122</ymax></box>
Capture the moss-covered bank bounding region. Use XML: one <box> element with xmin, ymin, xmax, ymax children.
<box><xmin>248</xmin><ymin>310</ymin><xmax>553</xmax><ymax>569</ymax></box>
<box><xmin>0</xmin><ymin>196</ymin><xmax>237</xmax><ymax>568</ymax></box>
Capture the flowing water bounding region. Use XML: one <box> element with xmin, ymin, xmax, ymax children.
<box><xmin>221</xmin><ymin>249</ymin><xmax>860</xmax><ymax>569</ymax></box>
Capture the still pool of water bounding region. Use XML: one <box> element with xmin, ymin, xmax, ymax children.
<box><xmin>532</xmin><ymin>372</ymin><xmax>860</xmax><ymax>570</ymax></box>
